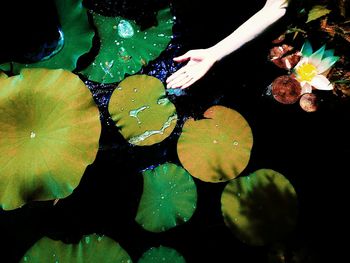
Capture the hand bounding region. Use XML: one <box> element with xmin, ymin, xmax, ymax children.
<box><xmin>166</xmin><ymin>48</ymin><xmax>217</xmax><ymax>89</ymax></box>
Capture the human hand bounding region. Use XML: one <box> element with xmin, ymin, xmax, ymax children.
<box><xmin>166</xmin><ymin>48</ymin><xmax>217</xmax><ymax>89</ymax></box>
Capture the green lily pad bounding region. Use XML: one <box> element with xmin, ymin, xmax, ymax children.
<box><xmin>108</xmin><ymin>74</ymin><xmax>177</xmax><ymax>146</ymax></box>
<box><xmin>0</xmin><ymin>0</ymin><xmax>94</xmax><ymax>74</ymax></box>
<box><xmin>138</xmin><ymin>246</ymin><xmax>186</xmax><ymax>263</ymax></box>
<box><xmin>20</xmin><ymin>234</ymin><xmax>132</xmax><ymax>263</ymax></box>
<box><xmin>221</xmin><ymin>169</ymin><xmax>298</xmax><ymax>246</ymax></box>
<box><xmin>177</xmin><ymin>105</ymin><xmax>253</xmax><ymax>183</ymax></box>
<box><xmin>0</xmin><ymin>68</ymin><xmax>101</xmax><ymax>210</ymax></box>
<box><xmin>80</xmin><ymin>8</ymin><xmax>173</xmax><ymax>83</ymax></box>
<box><xmin>135</xmin><ymin>163</ymin><xmax>197</xmax><ymax>233</ymax></box>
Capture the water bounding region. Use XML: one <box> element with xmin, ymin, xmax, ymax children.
<box><xmin>0</xmin><ymin>1</ymin><xmax>349</xmax><ymax>263</ymax></box>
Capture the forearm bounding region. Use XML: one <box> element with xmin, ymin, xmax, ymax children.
<box><xmin>209</xmin><ymin>0</ymin><xmax>288</xmax><ymax>61</ymax></box>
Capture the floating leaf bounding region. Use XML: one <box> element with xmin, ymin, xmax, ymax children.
<box><xmin>108</xmin><ymin>75</ymin><xmax>177</xmax><ymax>146</ymax></box>
<box><xmin>0</xmin><ymin>0</ymin><xmax>94</xmax><ymax>74</ymax></box>
<box><xmin>80</xmin><ymin>8</ymin><xmax>173</xmax><ymax>83</ymax></box>
<box><xmin>221</xmin><ymin>169</ymin><xmax>298</xmax><ymax>246</ymax></box>
<box><xmin>299</xmin><ymin>93</ymin><xmax>318</xmax><ymax>112</ymax></box>
<box><xmin>306</xmin><ymin>5</ymin><xmax>331</xmax><ymax>23</ymax></box>
<box><xmin>177</xmin><ymin>105</ymin><xmax>253</xmax><ymax>183</ymax></box>
<box><xmin>135</xmin><ymin>163</ymin><xmax>197</xmax><ymax>233</ymax></box>
<box><xmin>271</xmin><ymin>75</ymin><xmax>302</xmax><ymax>104</ymax></box>
<box><xmin>138</xmin><ymin>246</ymin><xmax>186</xmax><ymax>263</ymax></box>
<box><xmin>0</xmin><ymin>69</ymin><xmax>101</xmax><ymax>210</ymax></box>
<box><xmin>20</xmin><ymin>234</ymin><xmax>132</xmax><ymax>263</ymax></box>
<box><xmin>0</xmin><ymin>71</ymin><xmax>7</xmax><ymax>80</ymax></box>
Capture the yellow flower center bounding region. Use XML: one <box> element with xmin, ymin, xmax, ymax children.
<box><xmin>296</xmin><ymin>63</ymin><xmax>318</xmax><ymax>82</ymax></box>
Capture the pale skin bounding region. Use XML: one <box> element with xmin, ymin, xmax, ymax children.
<box><xmin>166</xmin><ymin>0</ymin><xmax>289</xmax><ymax>89</ymax></box>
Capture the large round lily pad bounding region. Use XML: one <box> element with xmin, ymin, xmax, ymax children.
<box><xmin>221</xmin><ymin>169</ymin><xmax>298</xmax><ymax>246</ymax></box>
<box><xmin>20</xmin><ymin>234</ymin><xmax>132</xmax><ymax>263</ymax></box>
<box><xmin>0</xmin><ymin>68</ymin><xmax>101</xmax><ymax>210</ymax></box>
<box><xmin>177</xmin><ymin>105</ymin><xmax>253</xmax><ymax>183</ymax></box>
<box><xmin>108</xmin><ymin>74</ymin><xmax>177</xmax><ymax>146</ymax></box>
<box><xmin>0</xmin><ymin>0</ymin><xmax>94</xmax><ymax>74</ymax></box>
<box><xmin>135</xmin><ymin>163</ymin><xmax>197</xmax><ymax>232</ymax></box>
<box><xmin>138</xmin><ymin>246</ymin><xmax>186</xmax><ymax>263</ymax></box>
<box><xmin>81</xmin><ymin>8</ymin><xmax>173</xmax><ymax>83</ymax></box>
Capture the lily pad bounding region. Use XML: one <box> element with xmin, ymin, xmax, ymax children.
<box><xmin>20</xmin><ymin>234</ymin><xmax>132</xmax><ymax>263</ymax></box>
<box><xmin>135</xmin><ymin>163</ymin><xmax>197</xmax><ymax>233</ymax></box>
<box><xmin>108</xmin><ymin>74</ymin><xmax>177</xmax><ymax>146</ymax></box>
<box><xmin>0</xmin><ymin>0</ymin><xmax>94</xmax><ymax>74</ymax></box>
<box><xmin>0</xmin><ymin>71</ymin><xmax>7</xmax><ymax>80</ymax></box>
<box><xmin>138</xmin><ymin>246</ymin><xmax>186</xmax><ymax>263</ymax></box>
<box><xmin>80</xmin><ymin>8</ymin><xmax>173</xmax><ymax>83</ymax></box>
<box><xmin>177</xmin><ymin>105</ymin><xmax>253</xmax><ymax>183</ymax></box>
<box><xmin>221</xmin><ymin>169</ymin><xmax>298</xmax><ymax>246</ymax></box>
<box><xmin>0</xmin><ymin>68</ymin><xmax>101</xmax><ymax>210</ymax></box>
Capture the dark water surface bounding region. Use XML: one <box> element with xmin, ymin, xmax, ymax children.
<box><xmin>1</xmin><ymin>0</ymin><xmax>348</xmax><ymax>262</ymax></box>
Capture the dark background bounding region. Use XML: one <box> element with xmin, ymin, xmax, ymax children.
<box><xmin>1</xmin><ymin>0</ymin><xmax>348</xmax><ymax>262</ymax></box>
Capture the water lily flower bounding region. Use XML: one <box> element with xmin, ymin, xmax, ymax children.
<box><xmin>293</xmin><ymin>40</ymin><xmax>339</xmax><ymax>92</ymax></box>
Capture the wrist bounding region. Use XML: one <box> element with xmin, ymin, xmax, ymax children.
<box><xmin>207</xmin><ymin>46</ymin><xmax>224</xmax><ymax>62</ymax></box>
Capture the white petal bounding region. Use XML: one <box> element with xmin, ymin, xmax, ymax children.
<box><xmin>310</xmin><ymin>75</ymin><xmax>333</xmax><ymax>90</ymax></box>
<box><xmin>317</xmin><ymin>56</ymin><xmax>340</xmax><ymax>73</ymax></box>
<box><xmin>301</xmin><ymin>82</ymin><xmax>313</xmax><ymax>94</ymax></box>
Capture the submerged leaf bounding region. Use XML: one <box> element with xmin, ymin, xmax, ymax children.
<box><xmin>306</xmin><ymin>5</ymin><xmax>331</xmax><ymax>23</ymax></box>
<box><xmin>177</xmin><ymin>105</ymin><xmax>253</xmax><ymax>183</ymax></box>
<box><xmin>0</xmin><ymin>0</ymin><xmax>94</xmax><ymax>74</ymax></box>
<box><xmin>0</xmin><ymin>69</ymin><xmax>101</xmax><ymax>210</ymax></box>
<box><xmin>135</xmin><ymin>163</ymin><xmax>197</xmax><ymax>233</ymax></box>
<box><xmin>221</xmin><ymin>169</ymin><xmax>298</xmax><ymax>246</ymax></box>
<box><xmin>138</xmin><ymin>246</ymin><xmax>186</xmax><ymax>263</ymax></box>
<box><xmin>81</xmin><ymin>8</ymin><xmax>173</xmax><ymax>83</ymax></box>
<box><xmin>20</xmin><ymin>234</ymin><xmax>132</xmax><ymax>263</ymax></box>
<box><xmin>108</xmin><ymin>74</ymin><xmax>177</xmax><ymax>146</ymax></box>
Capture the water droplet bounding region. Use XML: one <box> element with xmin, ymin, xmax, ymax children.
<box><xmin>97</xmin><ymin>236</ymin><xmax>103</xmax><ymax>242</ymax></box>
<box><xmin>121</xmin><ymin>107</ymin><xmax>124</xmax><ymax>111</ymax></box>
<box><xmin>113</xmin><ymin>25</ymin><xmax>117</xmax><ymax>30</ymax></box>
<box><xmin>23</xmin><ymin>256</ymin><xmax>28</xmax><ymax>262</ymax></box>
<box><xmin>215</xmin><ymin>124</ymin><xmax>219</xmax><ymax>127</ymax></box>
<box><xmin>233</xmin><ymin>140</ymin><xmax>239</xmax><ymax>146</ymax></box>
<box><xmin>30</xmin><ymin>131</ymin><xmax>36</xmax><ymax>139</ymax></box>
<box><xmin>129</xmin><ymin>106</ymin><xmax>149</xmax><ymax>124</ymax></box>
<box><xmin>144</xmin><ymin>36</ymin><xmax>147</xmax><ymax>39</ymax></box>
<box><xmin>213</xmin><ymin>139</ymin><xmax>218</xmax><ymax>144</ymax></box>
<box><xmin>117</xmin><ymin>20</ymin><xmax>134</xmax><ymax>38</ymax></box>
<box><xmin>133</xmin><ymin>88</ymin><xmax>138</xmax><ymax>92</ymax></box>
<box><xmin>160</xmin><ymin>194</ymin><xmax>165</xmax><ymax>200</ymax></box>
<box><xmin>117</xmin><ymin>86</ymin><xmax>122</xmax><ymax>90</ymax></box>
<box><xmin>85</xmin><ymin>236</ymin><xmax>90</xmax><ymax>244</ymax></box>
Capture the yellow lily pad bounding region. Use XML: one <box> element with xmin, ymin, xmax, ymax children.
<box><xmin>108</xmin><ymin>74</ymin><xmax>177</xmax><ymax>146</ymax></box>
<box><xmin>177</xmin><ymin>105</ymin><xmax>253</xmax><ymax>182</ymax></box>
<box><xmin>0</xmin><ymin>69</ymin><xmax>101</xmax><ymax>210</ymax></box>
<box><xmin>20</xmin><ymin>234</ymin><xmax>132</xmax><ymax>263</ymax></box>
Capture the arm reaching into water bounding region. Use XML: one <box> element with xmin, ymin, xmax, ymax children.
<box><xmin>166</xmin><ymin>0</ymin><xmax>289</xmax><ymax>89</ymax></box>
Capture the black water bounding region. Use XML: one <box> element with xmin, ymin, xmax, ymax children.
<box><xmin>1</xmin><ymin>0</ymin><xmax>348</xmax><ymax>262</ymax></box>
